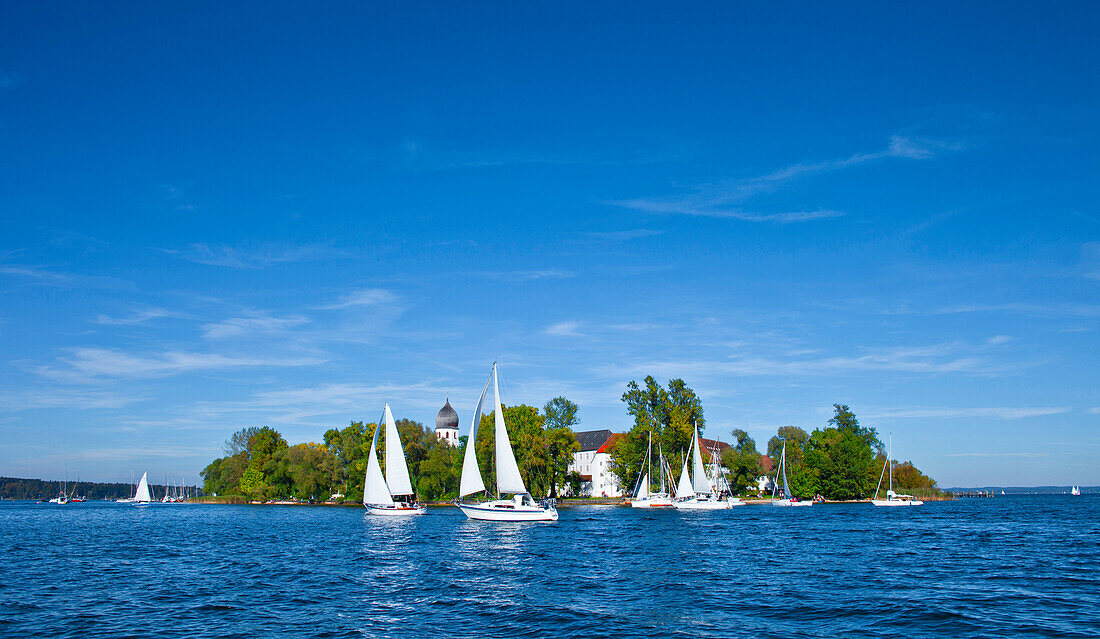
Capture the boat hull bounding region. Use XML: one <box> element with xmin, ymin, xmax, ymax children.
<box><xmin>629</xmin><ymin>497</ymin><xmax>675</xmax><ymax>508</ymax></box>
<box><xmin>458</xmin><ymin>501</ymin><xmax>558</xmax><ymax>522</ymax></box>
<box><xmin>365</xmin><ymin>503</ymin><xmax>427</xmax><ymax>516</ymax></box>
<box><xmin>674</xmin><ymin>497</ymin><xmax>744</xmax><ymax>510</ymax></box>
<box><xmin>772</xmin><ymin>499</ymin><xmax>813</xmax><ymax>507</ymax></box>
<box><xmin>871</xmin><ymin>499</ymin><xmax>924</xmax><ymax>506</ymax></box>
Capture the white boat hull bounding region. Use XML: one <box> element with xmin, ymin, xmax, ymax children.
<box><xmin>365</xmin><ymin>503</ymin><xmax>427</xmax><ymax>516</ymax></box>
<box><xmin>629</xmin><ymin>497</ymin><xmax>675</xmax><ymax>508</ymax></box>
<box><xmin>674</xmin><ymin>497</ymin><xmax>744</xmax><ymax>510</ymax></box>
<box><xmin>458</xmin><ymin>501</ymin><xmax>558</xmax><ymax>522</ymax></box>
<box><xmin>772</xmin><ymin>499</ymin><xmax>813</xmax><ymax>507</ymax></box>
<box><xmin>871</xmin><ymin>499</ymin><xmax>924</xmax><ymax>506</ymax></box>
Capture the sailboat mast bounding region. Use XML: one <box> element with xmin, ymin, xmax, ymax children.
<box><xmin>888</xmin><ymin>435</ymin><xmax>893</xmax><ymax>493</ymax></box>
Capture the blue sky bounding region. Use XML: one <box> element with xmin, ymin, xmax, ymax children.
<box><xmin>1</xmin><ymin>2</ymin><xmax>1097</xmax><ymax>487</ymax></box>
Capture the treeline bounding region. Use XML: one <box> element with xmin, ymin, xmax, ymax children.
<box><xmin>606</xmin><ymin>377</ymin><xmax>942</xmax><ymax>500</ymax></box>
<box><xmin>201</xmin><ymin>398</ymin><xmax>582</xmax><ymax>502</ymax></box>
<box><xmin>0</xmin><ymin>477</ymin><xmax>199</xmax><ymax>500</ymax></box>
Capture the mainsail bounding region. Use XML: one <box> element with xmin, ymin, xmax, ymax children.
<box><xmin>691</xmin><ymin>426</ymin><xmax>713</xmax><ymax>494</ymax></box>
<box><xmin>134</xmin><ymin>471</ymin><xmax>152</xmax><ymax>502</ymax></box>
<box><xmin>492</xmin><ymin>365</ymin><xmax>527</xmax><ymax>495</ymax></box>
<box><xmin>458</xmin><ymin>372</ymin><xmax>492</xmax><ymax>497</ymax></box>
<box><xmin>675</xmin><ymin>453</ymin><xmax>695</xmax><ymax>499</ymax></box>
<box><xmin>780</xmin><ymin>443</ymin><xmax>793</xmax><ymax>499</ymax></box>
<box><xmin>635</xmin><ymin>472</ymin><xmax>650</xmax><ymax>499</ymax></box>
<box><xmin>362</xmin><ymin>414</ymin><xmax>392</xmax><ymax>505</ymax></box>
<box><xmin>383</xmin><ymin>404</ymin><xmax>414</xmax><ymax>496</ymax></box>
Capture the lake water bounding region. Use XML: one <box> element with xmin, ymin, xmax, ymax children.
<box><xmin>2</xmin><ymin>496</ymin><xmax>1097</xmax><ymax>638</ymax></box>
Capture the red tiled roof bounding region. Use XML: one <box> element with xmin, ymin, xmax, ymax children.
<box><xmin>596</xmin><ymin>432</ymin><xmax>625</xmax><ymax>454</ymax></box>
<box><xmin>759</xmin><ymin>455</ymin><xmax>774</xmax><ymax>471</ymax></box>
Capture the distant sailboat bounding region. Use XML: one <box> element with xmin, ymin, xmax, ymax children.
<box><xmin>628</xmin><ymin>432</ymin><xmax>674</xmax><ymax>508</ymax></box>
<box><xmin>457</xmin><ymin>364</ymin><xmax>558</xmax><ymax>521</ymax></box>
<box><xmin>363</xmin><ymin>403</ymin><xmax>426</xmax><ymax>515</ymax></box>
<box><xmin>871</xmin><ymin>436</ymin><xmax>924</xmax><ymax>507</ymax></box>
<box><xmin>1071</xmin><ymin>486</ymin><xmax>1082</xmax><ymax>496</ymax></box>
<box><xmin>131</xmin><ymin>471</ymin><xmax>154</xmax><ymax>505</ymax></box>
<box><xmin>675</xmin><ymin>424</ymin><xmax>741</xmax><ymax>509</ymax></box>
<box><xmin>772</xmin><ymin>442</ymin><xmax>812</xmax><ymax>507</ymax></box>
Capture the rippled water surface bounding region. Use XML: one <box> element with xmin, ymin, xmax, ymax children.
<box><xmin>2</xmin><ymin>496</ymin><xmax>1098</xmax><ymax>638</ymax></box>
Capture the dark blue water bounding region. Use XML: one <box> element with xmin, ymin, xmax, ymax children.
<box><xmin>2</xmin><ymin>496</ymin><xmax>1097</xmax><ymax>638</ymax></box>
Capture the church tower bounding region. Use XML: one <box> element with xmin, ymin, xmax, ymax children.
<box><xmin>435</xmin><ymin>398</ymin><xmax>460</xmax><ymax>445</ymax></box>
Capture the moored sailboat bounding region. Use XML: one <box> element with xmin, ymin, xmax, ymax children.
<box><xmin>456</xmin><ymin>364</ymin><xmax>557</xmax><ymax>522</ymax></box>
<box><xmin>628</xmin><ymin>432</ymin><xmax>674</xmax><ymax>508</ymax></box>
<box><xmin>675</xmin><ymin>425</ymin><xmax>741</xmax><ymax>509</ymax></box>
<box><xmin>871</xmin><ymin>436</ymin><xmax>924</xmax><ymax>506</ymax></box>
<box><xmin>771</xmin><ymin>442</ymin><xmax>812</xmax><ymax>507</ymax></box>
<box><xmin>363</xmin><ymin>403</ymin><xmax>426</xmax><ymax>515</ymax></box>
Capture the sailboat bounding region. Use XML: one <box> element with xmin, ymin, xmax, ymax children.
<box><xmin>628</xmin><ymin>432</ymin><xmax>675</xmax><ymax>508</ymax></box>
<box><xmin>1070</xmin><ymin>486</ymin><xmax>1082</xmax><ymax>496</ymax></box>
<box><xmin>771</xmin><ymin>442</ymin><xmax>812</xmax><ymax>507</ymax></box>
<box><xmin>363</xmin><ymin>403</ymin><xmax>426</xmax><ymax>515</ymax></box>
<box><xmin>871</xmin><ymin>436</ymin><xmax>924</xmax><ymax>506</ymax></box>
<box><xmin>675</xmin><ymin>425</ymin><xmax>741</xmax><ymax>509</ymax></box>
<box><xmin>130</xmin><ymin>471</ymin><xmax>154</xmax><ymax>506</ymax></box>
<box><xmin>456</xmin><ymin>364</ymin><xmax>558</xmax><ymax>522</ymax></box>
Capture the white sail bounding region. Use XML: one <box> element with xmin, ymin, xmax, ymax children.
<box><xmin>458</xmin><ymin>373</ymin><xmax>492</xmax><ymax>497</ymax></box>
<box><xmin>493</xmin><ymin>364</ymin><xmax>527</xmax><ymax>495</ymax></box>
<box><xmin>383</xmin><ymin>404</ymin><xmax>414</xmax><ymax>496</ymax></box>
<box><xmin>363</xmin><ymin>419</ymin><xmax>392</xmax><ymax>505</ymax></box>
<box><xmin>134</xmin><ymin>471</ymin><xmax>152</xmax><ymax>502</ymax></box>
<box><xmin>691</xmin><ymin>426</ymin><xmax>713</xmax><ymax>493</ymax></box>
<box><xmin>636</xmin><ymin>472</ymin><xmax>650</xmax><ymax>499</ymax></box>
<box><xmin>675</xmin><ymin>455</ymin><xmax>695</xmax><ymax>499</ymax></box>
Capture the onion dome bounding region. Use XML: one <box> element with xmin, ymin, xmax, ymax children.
<box><xmin>435</xmin><ymin>398</ymin><xmax>459</xmax><ymax>431</ymax></box>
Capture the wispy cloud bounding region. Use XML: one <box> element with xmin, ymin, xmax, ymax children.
<box><xmin>201</xmin><ymin>312</ymin><xmax>310</xmax><ymax>339</ymax></box>
<box><xmin>1082</xmin><ymin>242</ymin><xmax>1100</xmax><ymax>281</ymax></box>
<box><xmin>594</xmin><ymin>341</ymin><xmax>1001</xmax><ymax>380</ymax></box>
<box><xmin>580</xmin><ymin>229</ymin><xmax>665</xmax><ymax>243</ymax></box>
<box><xmin>895</xmin><ymin>303</ymin><xmax>1100</xmax><ymax>318</ymax></box>
<box><xmin>465</xmin><ymin>269</ymin><xmax>576</xmax><ymax>282</ymax></box>
<box><xmin>610</xmin><ymin>135</ymin><xmax>947</xmax><ymax>221</ymax></box>
<box><xmin>1089</xmin><ymin>407</ymin><xmax>1100</xmax><ymax>415</ymax></box>
<box><xmin>36</xmin><ymin>347</ymin><xmax>325</xmax><ymax>382</ymax></box>
<box><xmin>0</xmin><ymin>262</ymin><xmax>129</xmax><ymax>288</ymax></box>
<box><xmin>545</xmin><ymin>321</ymin><xmax>581</xmax><ymax>337</ymax></box>
<box><xmin>863</xmin><ymin>406</ymin><xmax>1070</xmax><ymax>420</ymax></box>
<box><xmin>0</xmin><ymin>387</ymin><xmax>144</xmax><ymax>411</ymax></box>
<box><xmin>162</xmin><ymin>242</ymin><xmax>335</xmax><ymax>269</ymax></box>
<box><xmin>95</xmin><ymin>308</ymin><xmax>175</xmax><ymax>326</ymax></box>
<box><xmin>317</xmin><ymin>288</ymin><xmax>397</xmax><ymax>310</ymax></box>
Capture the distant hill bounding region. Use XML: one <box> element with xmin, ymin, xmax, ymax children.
<box><xmin>0</xmin><ymin>476</ymin><xmax>201</xmax><ymax>500</ymax></box>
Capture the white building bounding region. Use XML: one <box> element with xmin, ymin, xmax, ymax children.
<box><xmin>434</xmin><ymin>398</ymin><xmax>460</xmax><ymax>445</ymax></box>
<box><xmin>568</xmin><ymin>430</ymin><xmax>622</xmax><ymax>498</ymax></box>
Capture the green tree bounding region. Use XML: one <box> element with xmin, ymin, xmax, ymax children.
<box><xmin>610</xmin><ymin>376</ymin><xmax>704</xmax><ymax>492</ymax></box>
<box><xmin>766</xmin><ymin>426</ymin><xmax>810</xmax><ymax>467</ymax></box>
<box><xmin>238</xmin><ymin>466</ymin><xmax>267</xmax><ymax>500</ymax></box>
<box><xmin>471</xmin><ymin>404</ymin><xmax>578</xmax><ymax>498</ymax></box>
<box><xmin>721</xmin><ymin>430</ymin><xmax>763</xmax><ymax>494</ymax></box>
<box><xmin>802</xmin><ymin>405</ymin><xmax>880</xmax><ymax>500</ymax></box>
<box><xmin>543</xmin><ymin>397</ymin><xmax>579</xmax><ymax>430</ymax></box>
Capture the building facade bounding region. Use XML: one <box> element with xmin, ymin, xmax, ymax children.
<box><xmin>568</xmin><ymin>429</ymin><xmax>623</xmax><ymax>498</ymax></box>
